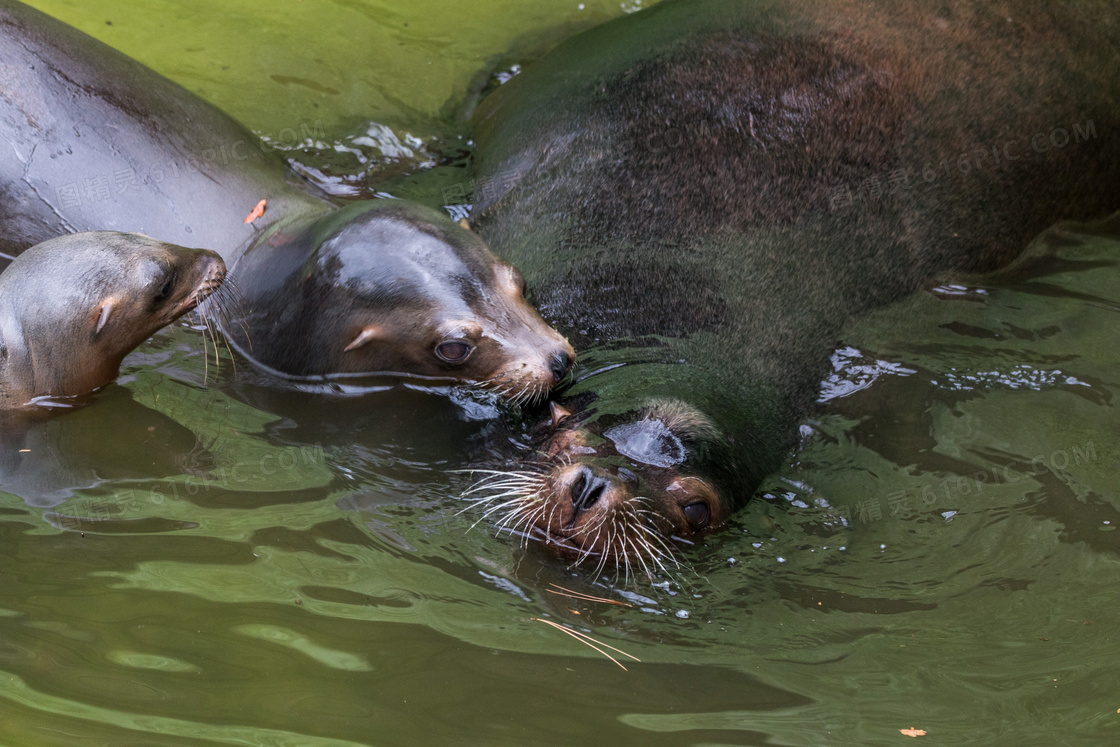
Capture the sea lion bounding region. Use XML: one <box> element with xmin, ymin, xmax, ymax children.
<box><xmin>0</xmin><ymin>231</ymin><xmax>224</xmax><ymax>408</ymax></box>
<box><xmin>0</xmin><ymin>0</ymin><xmax>573</xmax><ymax>401</ymax></box>
<box><xmin>226</xmin><ymin>200</ymin><xmax>572</xmax><ymax>400</ymax></box>
<box><xmin>463</xmin><ymin>0</ymin><xmax>1120</xmax><ymax>574</ymax></box>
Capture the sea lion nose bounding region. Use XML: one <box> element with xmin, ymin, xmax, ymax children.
<box><xmin>569</xmin><ymin>465</ymin><xmax>609</xmax><ymax>514</ymax></box>
<box><xmin>550</xmin><ymin>350</ymin><xmax>573</xmax><ymax>382</ymax></box>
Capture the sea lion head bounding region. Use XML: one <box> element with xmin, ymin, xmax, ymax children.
<box><xmin>465</xmin><ymin>397</ymin><xmax>744</xmax><ymax>578</ymax></box>
<box><xmin>227</xmin><ymin>201</ymin><xmax>575</xmax><ymax>404</ymax></box>
<box><xmin>0</xmin><ymin>232</ymin><xmax>225</xmax><ymax>407</ymax></box>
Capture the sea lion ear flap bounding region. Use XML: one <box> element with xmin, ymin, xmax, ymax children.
<box><xmin>549</xmin><ymin>401</ymin><xmax>572</xmax><ymax>429</ymax></box>
<box><xmin>343</xmin><ymin>325</ymin><xmax>383</xmax><ymax>353</ymax></box>
<box><xmin>94</xmin><ymin>301</ymin><xmax>114</xmax><ymax>335</ymax></box>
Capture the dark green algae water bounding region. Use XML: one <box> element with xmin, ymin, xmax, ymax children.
<box><xmin>3</xmin><ymin>1</ymin><xmax>1120</xmax><ymax>744</ymax></box>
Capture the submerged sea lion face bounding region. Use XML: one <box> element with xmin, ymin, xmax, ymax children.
<box><xmin>232</xmin><ymin>202</ymin><xmax>575</xmax><ymax>403</ymax></box>
<box><xmin>0</xmin><ymin>232</ymin><xmax>225</xmax><ymax>407</ymax></box>
<box><xmin>465</xmin><ymin>399</ymin><xmax>734</xmax><ymax>578</ymax></box>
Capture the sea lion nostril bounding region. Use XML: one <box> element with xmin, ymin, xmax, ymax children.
<box><xmin>570</xmin><ymin>466</ymin><xmax>608</xmax><ymax>513</ymax></box>
<box><xmin>550</xmin><ymin>351</ymin><xmax>572</xmax><ymax>382</ymax></box>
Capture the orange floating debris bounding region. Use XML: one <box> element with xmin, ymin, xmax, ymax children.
<box><xmin>900</xmin><ymin>728</ymin><xmax>927</xmax><ymax>738</ymax></box>
<box><xmin>244</xmin><ymin>199</ymin><xmax>267</xmax><ymax>224</ymax></box>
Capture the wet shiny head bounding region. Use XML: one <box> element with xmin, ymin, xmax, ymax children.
<box><xmin>463</xmin><ymin>398</ymin><xmax>736</xmax><ymax>580</ymax></box>
<box><xmin>226</xmin><ymin>201</ymin><xmax>575</xmax><ymax>404</ymax></box>
<box><xmin>0</xmin><ymin>232</ymin><xmax>225</xmax><ymax>407</ymax></box>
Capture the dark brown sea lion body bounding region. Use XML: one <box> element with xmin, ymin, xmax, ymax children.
<box><xmin>466</xmin><ymin>0</ymin><xmax>1120</xmax><ymax>571</ymax></box>
<box><xmin>0</xmin><ymin>0</ymin><xmax>573</xmax><ymax>398</ymax></box>
<box><xmin>0</xmin><ymin>232</ymin><xmax>224</xmax><ymax>408</ymax></box>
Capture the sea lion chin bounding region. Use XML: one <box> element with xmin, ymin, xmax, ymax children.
<box><xmin>0</xmin><ymin>232</ymin><xmax>225</xmax><ymax>408</ymax></box>
<box><xmin>219</xmin><ymin>201</ymin><xmax>575</xmax><ymax>404</ymax></box>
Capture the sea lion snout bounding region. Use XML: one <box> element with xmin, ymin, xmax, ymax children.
<box><xmin>479</xmin><ymin>324</ymin><xmax>576</xmax><ymax>404</ymax></box>
<box><xmin>187</xmin><ymin>256</ymin><xmax>227</xmax><ymax>308</ymax></box>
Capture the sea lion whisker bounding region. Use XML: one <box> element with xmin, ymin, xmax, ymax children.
<box><xmin>591</xmin><ymin>525</ymin><xmax>614</xmax><ymax>579</ymax></box>
<box><xmin>499</xmin><ymin>506</ymin><xmax>531</xmax><ymax>542</ymax></box>
<box><xmin>464</xmin><ymin>477</ymin><xmax>544</xmax><ymax>494</ymax></box>
<box><xmin>624</xmin><ymin>534</ymin><xmax>655</xmax><ymax>582</ymax></box>
<box><xmin>209</xmin><ymin>300</ymin><xmax>241</xmax><ymax>376</ymax></box>
<box><xmin>206</xmin><ymin>279</ymin><xmax>254</xmax><ymax>353</ymax></box>
<box><xmin>624</xmin><ymin>522</ymin><xmax>674</xmax><ymax>576</ymax></box>
<box><xmin>633</xmin><ymin>520</ymin><xmax>679</xmax><ymax>556</ymax></box>
<box><xmin>494</xmin><ymin>504</ymin><xmax>535</xmax><ymax>535</ymax></box>
<box><xmin>515</xmin><ymin>381</ymin><xmax>540</xmax><ymax>407</ymax></box>
<box><xmin>461</xmin><ymin>479</ymin><xmax>540</xmax><ymax>497</ymax></box>
<box><xmin>614</xmin><ymin>523</ymin><xmax>632</xmax><ymax>585</ymax></box>
<box><xmin>452</xmin><ymin>468</ymin><xmax>544</xmax><ymax>478</ymax></box>
<box><xmin>640</xmin><ymin>543</ymin><xmax>672</xmax><ymax>578</ymax></box>
<box><xmin>204</xmin><ymin>311</ymin><xmax>221</xmax><ymax>381</ymax></box>
<box><xmin>543</xmin><ymin>493</ymin><xmax>563</xmax><ymax>538</ymax></box>
<box><xmin>195</xmin><ymin>293</ymin><xmax>242</xmax><ymax>377</ymax></box>
<box><xmin>621</xmin><ymin>517</ymin><xmax>666</xmax><ymax>578</ymax></box>
<box><xmin>464</xmin><ymin>490</ymin><xmax>536</xmax><ymax>511</ymax></box>
<box><xmin>465</xmin><ymin>484</ymin><xmax>540</xmax><ymax>500</ymax></box>
<box><xmin>184</xmin><ymin>307</ymin><xmax>213</xmax><ymax>383</ymax></box>
<box><xmin>632</xmin><ymin>522</ymin><xmax>681</xmax><ymax>569</ymax></box>
<box><xmin>465</xmin><ymin>499</ymin><xmax>531</xmax><ymax>530</ymax></box>
<box><xmin>520</xmin><ymin>382</ymin><xmax>540</xmax><ymax>407</ymax></box>
<box><xmin>504</xmin><ymin>512</ymin><xmax>548</xmax><ymax>547</ymax></box>
<box><xmin>513</xmin><ymin>504</ymin><xmax>549</xmax><ymax>547</ymax></box>
<box><xmin>644</xmin><ymin>546</ymin><xmax>681</xmax><ymax>579</ymax></box>
<box><xmin>461</xmin><ymin>474</ymin><xmax>540</xmax><ymax>491</ymax></box>
<box><xmin>590</xmin><ymin>508</ymin><xmax>613</xmax><ymax>534</ymax></box>
<box><xmin>577</xmin><ymin>523</ymin><xmax>607</xmax><ymax>573</ymax></box>
<box><xmin>532</xmin><ymin>618</ymin><xmax>633</xmax><ymax>671</ymax></box>
<box><xmin>467</xmin><ymin>493</ymin><xmax>541</xmax><ymax>525</ymax></box>
<box><xmin>569</xmin><ymin>529</ymin><xmax>600</xmax><ymax>569</ymax></box>
<box><xmin>457</xmin><ymin>470</ymin><xmax>547</xmax><ymax>490</ymax></box>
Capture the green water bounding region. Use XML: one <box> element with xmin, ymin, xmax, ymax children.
<box><xmin>4</xmin><ymin>1</ymin><xmax>1120</xmax><ymax>744</ymax></box>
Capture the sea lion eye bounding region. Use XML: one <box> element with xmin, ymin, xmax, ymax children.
<box><xmin>154</xmin><ymin>274</ymin><xmax>176</xmax><ymax>301</ymax></box>
<box><xmin>435</xmin><ymin>340</ymin><xmax>473</xmax><ymax>363</ymax></box>
<box><xmin>683</xmin><ymin>501</ymin><xmax>711</xmax><ymax>530</ymax></box>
